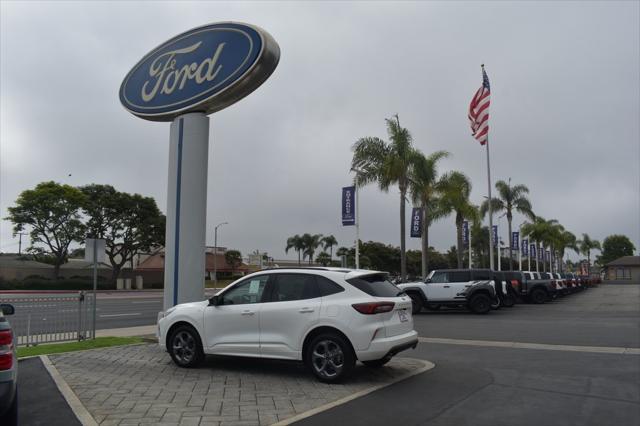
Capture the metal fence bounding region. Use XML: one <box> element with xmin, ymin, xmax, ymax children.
<box><xmin>0</xmin><ymin>292</ymin><xmax>95</xmax><ymax>346</ymax></box>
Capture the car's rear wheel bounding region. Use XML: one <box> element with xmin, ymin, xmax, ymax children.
<box><xmin>502</xmin><ymin>294</ymin><xmax>516</xmax><ymax>307</ymax></box>
<box><xmin>362</xmin><ymin>356</ymin><xmax>392</xmax><ymax>368</ymax></box>
<box><xmin>306</xmin><ymin>333</ymin><xmax>355</xmax><ymax>383</ymax></box>
<box><xmin>469</xmin><ymin>294</ymin><xmax>491</xmax><ymax>314</ymax></box>
<box><xmin>168</xmin><ymin>325</ymin><xmax>204</xmax><ymax>368</ymax></box>
<box><xmin>529</xmin><ymin>288</ymin><xmax>547</xmax><ymax>304</ymax></box>
<box><xmin>408</xmin><ymin>293</ymin><xmax>423</xmax><ymax>315</ymax></box>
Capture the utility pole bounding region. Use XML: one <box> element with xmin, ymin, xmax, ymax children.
<box><xmin>213</xmin><ymin>222</ymin><xmax>228</xmax><ymax>286</ymax></box>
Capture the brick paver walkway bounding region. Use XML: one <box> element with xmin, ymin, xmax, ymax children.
<box><xmin>50</xmin><ymin>344</ymin><xmax>426</xmax><ymax>426</ymax></box>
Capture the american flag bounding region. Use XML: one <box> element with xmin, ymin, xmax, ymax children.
<box><xmin>468</xmin><ymin>66</ymin><xmax>491</xmax><ymax>145</ymax></box>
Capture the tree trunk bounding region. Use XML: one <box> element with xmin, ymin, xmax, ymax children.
<box><xmin>399</xmin><ymin>186</ymin><xmax>407</xmax><ymax>281</ymax></box>
<box><xmin>542</xmin><ymin>246</ymin><xmax>547</xmax><ymax>272</ymax></box>
<box><xmin>297</xmin><ymin>250</ymin><xmax>301</xmax><ymax>266</ymax></box>
<box><xmin>456</xmin><ymin>212</ymin><xmax>463</xmax><ymax>268</ymax></box>
<box><xmin>53</xmin><ymin>262</ymin><xmax>61</xmax><ymax>279</ymax></box>
<box><xmin>111</xmin><ymin>266</ymin><xmax>121</xmax><ymax>285</ymax></box>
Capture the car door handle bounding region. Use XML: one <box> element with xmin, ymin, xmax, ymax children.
<box><xmin>241</xmin><ymin>310</ymin><xmax>255</xmax><ymax>316</ymax></box>
<box><xmin>443</xmin><ymin>285</ymin><xmax>450</xmax><ymax>288</ymax></box>
<box><xmin>299</xmin><ymin>308</ymin><xmax>315</xmax><ymax>313</ymax></box>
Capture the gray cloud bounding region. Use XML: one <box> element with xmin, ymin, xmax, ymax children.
<box><xmin>1</xmin><ymin>1</ymin><xmax>638</xmax><ymax>261</ymax></box>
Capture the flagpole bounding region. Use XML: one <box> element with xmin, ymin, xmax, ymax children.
<box><xmin>355</xmin><ymin>180</ymin><xmax>360</xmax><ymax>269</ymax></box>
<box><xmin>486</xmin><ymin>136</ymin><xmax>494</xmax><ymax>271</ymax></box>
<box><xmin>518</xmin><ymin>224</ymin><xmax>522</xmax><ymax>271</ymax></box>
<box><xmin>468</xmin><ymin>225</ymin><xmax>472</xmax><ymax>269</ymax></box>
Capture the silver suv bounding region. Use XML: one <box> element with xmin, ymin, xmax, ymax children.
<box><xmin>0</xmin><ymin>303</ymin><xmax>17</xmax><ymax>426</ymax></box>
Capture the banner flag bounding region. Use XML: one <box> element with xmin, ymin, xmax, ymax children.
<box><xmin>522</xmin><ymin>239</ymin><xmax>529</xmax><ymax>256</ymax></box>
<box><xmin>492</xmin><ymin>225</ymin><xmax>498</xmax><ymax>247</ymax></box>
<box><xmin>511</xmin><ymin>231</ymin><xmax>519</xmax><ymax>250</ymax></box>
<box><xmin>341</xmin><ymin>186</ymin><xmax>355</xmax><ymax>226</ymax></box>
<box><xmin>410</xmin><ymin>207</ymin><xmax>422</xmax><ymax>238</ymax></box>
<box><xmin>545</xmin><ymin>250</ymin><xmax>550</xmax><ymax>261</ymax></box>
<box><xmin>538</xmin><ymin>246</ymin><xmax>544</xmax><ymax>260</ymax></box>
<box><xmin>462</xmin><ymin>221</ymin><xmax>469</xmax><ymax>245</ymax></box>
<box><xmin>530</xmin><ymin>244</ymin><xmax>536</xmax><ymax>259</ymax></box>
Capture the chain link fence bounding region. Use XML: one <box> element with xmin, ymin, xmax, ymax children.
<box><xmin>0</xmin><ymin>292</ymin><xmax>95</xmax><ymax>346</ymax></box>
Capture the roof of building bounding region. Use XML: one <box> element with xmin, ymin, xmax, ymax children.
<box><xmin>605</xmin><ymin>256</ymin><xmax>640</xmax><ymax>267</ymax></box>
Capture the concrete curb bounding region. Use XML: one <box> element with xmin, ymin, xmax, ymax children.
<box><xmin>419</xmin><ymin>337</ymin><xmax>640</xmax><ymax>355</ymax></box>
<box><xmin>39</xmin><ymin>355</ymin><xmax>99</xmax><ymax>426</ymax></box>
<box><xmin>272</xmin><ymin>358</ymin><xmax>436</xmax><ymax>426</ymax></box>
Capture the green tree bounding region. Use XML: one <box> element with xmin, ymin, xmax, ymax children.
<box><xmin>522</xmin><ymin>216</ymin><xmax>557</xmax><ymax>272</ymax></box>
<box><xmin>6</xmin><ymin>181</ymin><xmax>86</xmax><ymax>278</ymax></box>
<box><xmin>80</xmin><ymin>184</ymin><xmax>165</xmax><ymax>283</ymax></box>
<box><xmin>577</xmin><ymin>233</ymin><xmax>601</xmax><ymax>274</ymax></box>
<box><xmin>439</xmin><ymin>171</ymin><xmax>478</xmax><ymax>268</ymax></box>
<box><xmin>552</xmin><ymin>229</ymin><xmax>578</xmax><ymax>273</ymax></box>
<box><xmin>285</xmin><ymin>234</ymin><xmax>304</xmax><ymax>265</ymax></box>
<box><xmin>480</xmin><ymin>179</ymin><xmax>535</xmax><ymax>270</ymax></box>
<box><xmin>597</xmin><ymin>235</ymin><xmax>635</xmax><ymax>266</ymax></box>
<box><xmin>351</xmin><ymin>114</ymin><xmax>417</xmax><ymax>281</ymax></box>
<box><xmin>301</xmin><ymin>233</ymin><xmax>323</xmax><ymax>265</ymax></box>
<box><xmin>316</xmin><ymin>252</ymin><xmax>332</xmax><ymax>266</ymax></box>
<box><xmin>224</xmin><ymin>250</ymin><xmax>243</xmax><ymax>275</ymax></box>
<box><xmin>409</xmin><ymin>150</ymin><xmax>450</xmax><ymax>278</ymax></box>
<box><xmin>322</xmin><ymin>235</ymin><xmax>338</xmax><ymax>261</ymax></box>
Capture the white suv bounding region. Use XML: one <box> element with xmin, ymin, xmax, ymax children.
<box><xmin>157</xmin><ymin>268</ymin><xmax>418</xmax><ymax>382</ymax></box>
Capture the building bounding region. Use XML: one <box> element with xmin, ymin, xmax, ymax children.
<box><xmin>0</xmin><ymin>254</ymin><xmax>55</xmax><ymax>280</ymax></box>
<box><xmin>603</xmin><ymin>256</ymin><xmax>640</xmax><ymax>283</ymax></box>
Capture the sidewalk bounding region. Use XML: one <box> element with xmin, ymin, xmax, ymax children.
<box><xmin>95</xmin><ymin>325</ymin><xmax>157</xmax><ymax>338</ymax></box>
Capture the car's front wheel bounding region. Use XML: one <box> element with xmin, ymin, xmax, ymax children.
<box><xmin>306</xmin><ymin>333</ymin><xmax>355</xmax><ymax>383</ymax></box>
<box><xmin>529</xmin><ymin>288</ymin><xmax>547</xmax><ymax>304</ymax></box>
<box><xmin>168</xmin><ymin>325</ymin><xmax>204</xmax><ymax>368</ymax></box>
<box><xmin>469</xmin><ymin>293</ymin><xmax>491</xmax><ymax>314</ymax></box>
<box><xmin>408</xmin><ymin>293</ymin><xmax>423</xmax><ymax>315</ymax></box>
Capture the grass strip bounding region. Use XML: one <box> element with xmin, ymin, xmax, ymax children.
<box><xmin>17</xmin><ymin>336</ymin><xmax>146</xmax><ymax>358</ymax></box>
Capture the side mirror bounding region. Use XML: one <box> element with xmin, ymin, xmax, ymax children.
<box><xmin>0</xmin><ymin>304</ymin><xmax>15</xmax><ymax>316</ymax></box>
<box><xmin>209</xmin><ymin>295</ymin><xmax>221</xmax><ymax>306</ymax></box>
<box><xmin>424</xmin><ymin>278</ymin><xmax>432</xmax><ymax>283</ymax></box>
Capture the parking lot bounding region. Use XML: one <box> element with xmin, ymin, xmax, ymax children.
<box><xmin>19</xmin><ymin>284</ymin><xmax>640</xmax><ymax>426</ymax></box>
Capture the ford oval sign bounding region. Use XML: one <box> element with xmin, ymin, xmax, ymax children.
<box><xmin>120</xmin><ymin>22</ymin><xmax>280</xmax><ymax>121</ymax></box>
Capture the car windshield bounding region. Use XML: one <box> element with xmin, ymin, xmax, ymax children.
<box><xmin>347</xmin><ymin>274</ymin><xmax>404</xmax><ymax>297</ymax></box>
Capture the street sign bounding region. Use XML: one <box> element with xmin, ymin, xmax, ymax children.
<box><xmin>120</xmin><ymin>22</ymin><xmax>280</xmax><ymax>121</ymax></box>
<box><xmin>84</xmin><ymin>238</ymin><xmax>106</xmax><ymax>263</ymax></box>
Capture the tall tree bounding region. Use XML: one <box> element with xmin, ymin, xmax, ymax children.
<box><xmin>439</xmin><ymin>171</ymin><xmax>477</xmax><ymax>268</ymax></box>
<box><xmin>80</xmin><ymin>184</ymin><xmax>165</xmax><ymax>283</ymax></box>
<box><xmin>578</xmin><ymin>233</ymin><xmax>601</xmax><ymax>274</ymax></box>
<box><xmin>285</xmin><ymin>234</ymin><xmax>304</xmax><ymax>265</ymax></box>
<box><xmin>409</xmin><ymin>150</ymin><xmax>450</xmax><ymax>278</ymax></box>
<box><xmin>7</xmin><ymin>181</ymin><xmax>86</xmax><ymax>278</ymax></box>
<box><xmin>301</xmin><ymin>233</ymin><xmax>323</xmax><ymax>265</ymax></box>
<box><xmin>224</xmin><ymin>250</ymin><xmax>243</xmax><ymax>275</ymax></box>
<box><xmin>322</xmin><ymin>235</ymin><xmax>338</xmax><ymax>261</ymax></box>
<box><xmin>597</xmin><ymin>234</ymin><xmax>635</xmax><ymax>266</ymax></box>
<box><xmin>521</xmin><ymin>216</ymin><xmax>547</xmax><ymax>272</ymax></box>
<box><xmin>351</xmin><ymin>114</ymin><xmax>416</xmax><ymax>281</ymax></box>
<box><xmin>552</xmin><ymin>229</ymin><xmax>578</xmax><ymax>273</ymax></box>
<box><xmin>480</xmin><ymin>179</ymin><xmax>534</xmax><ymax>270</ymax></box>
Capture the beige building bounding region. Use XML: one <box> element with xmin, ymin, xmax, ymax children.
<box><xmin>603</xmin><ymin>256</ymin><xmax>640</xmax><ymax>283</ymax></box>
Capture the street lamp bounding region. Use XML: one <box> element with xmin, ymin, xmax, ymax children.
<box><xmin>213</xmin><ymin>221</ymin><xmax>228</xmax><ymax>285</ymax></box>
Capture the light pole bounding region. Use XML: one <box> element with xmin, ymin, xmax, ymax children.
<box><xmin>213</xmin><ymin>222</ymin><xmax>228</xmax><ymax>286</ymax></box>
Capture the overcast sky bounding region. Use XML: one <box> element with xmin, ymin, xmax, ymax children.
<box><xmin>1</xmin><ymin>1</ymin><xmax>638</xmax><ymax>261</ymax></box>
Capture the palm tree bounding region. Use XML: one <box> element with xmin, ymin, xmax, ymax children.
<box><xmin>301</xmin><ymin>233</ymin><xmax>323</xmax><ymax>265</ymax></box>
<box><xmin>480</xmin><ymin>179</ymin><xmax>534</xmax><ymax>270</ymax></box>
<box><xmin>285</xmin><ymin>234</ymin><xmax>304</xmax><ymax>265</ymax></box>
<box><xmin>553</xmin><ymin>229</ymin><xmax>578</xmax><ymax>273</ymax></box>
<box><xmin>322</xmin><ymin>235</ymin><xmax>338</xmax><ymax>261</ymax></box>
<box><xmin>578</xmin><ymin>233</ymin><xmax>601</xmax><ymax>274</ymax></box>
<box><xmin>316</xmin><ymin>252</ymin><xmax>331</xmax><ymax>266</ymax></box>
<box><xmin>521</xmin><ymin>216</ymin><xmax>548</xmax><ymax>272</ymax></box>
<box><xmin>439</xmin><ymin>171</ymin><xmax>478</xmax><ymax>268</ymax></box>
<box><xmin>408</xmin><ymin>150</ymin><xmax>450</xmax><ymax>278</ymax></box>
<box><xmin>351</xmin><ymin>114</ymin><xmax>416</xmax><ymax>281</ymax></box>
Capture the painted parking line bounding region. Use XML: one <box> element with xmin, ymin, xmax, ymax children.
<box><xmin>99</xmin><ymin>313</ymin><xmax>142</xmax><ymax>318</ymax></box>
<box><xmin>419</xmin><ymin>337</ymin><xmax>640</xmax><ymax>355</ymax></box>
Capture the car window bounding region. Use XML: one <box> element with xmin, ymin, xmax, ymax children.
<box><xmin>430</xmin><ymin>272</ymin><xmax>449</xmax><ymax>283</ymax></box>
<box><xmin>346</xmin><ymin>274</ymin><xmax>403</xmax><ymax>297</ymax></box>
<box><xmin>269</xmin><ymin>274</ymin><xmax>319</xmax><ymax>302</ymax></box>
<box><xmin>220</xmin><ymin>275</ymin><xmax>269</xmax><ymax>305</ymax></box>
<box><xmin>316</xmin><ymin>276</ymin><xmax>345</xmax><ymax>296</ymax></box>
<box><xmin>450</xmin><ymin>271</ymin><xmax>471</xmax><ymax>282</ymax></box>
<box><xmin>474</xmin><ymin>271</ymin><xmax>492</xmax><ymax>280</ymax></box>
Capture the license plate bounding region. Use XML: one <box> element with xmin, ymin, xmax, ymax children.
<box><xmin>398</xmin><ymin>309</ymin><xmax>409</xmax><ymax>322</ymax></box>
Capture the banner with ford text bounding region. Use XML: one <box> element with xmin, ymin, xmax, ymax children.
<box><xmin>410</xmin><ymin>207</ymin><xmax>422</xmax><ymax>238</ymax></box>
<box><xmin>492</xmin><ymin>225</ymin><xmax>498</xmax><ymax>247</ymax></box>
<box><xmin>522</xmin><ymin>239</ymin><xmax>529</xmax><ymax>256</ymax></box>
<box><xmin>342</xmin><ymin>186</ymin><xmax>355</xmax><ymax>226</ymax></box>
<box><xmin>538</xmin><ymin>246</ymin><xmax>544</xmax><ymax>260</ymax></box>
<box><xmin>511</xmin><ymin>231</ymin><xmax>519</xmax><ymax>250</ymax></box>
<box><xmin>462</xmin><ymin>221</ymin><xmax>469</xmax><ymax>246</ymax></box>
<box><xmin>530</xmin><ymin>244</ymin><xmax>536</xmax><ymax>259</ymax></box>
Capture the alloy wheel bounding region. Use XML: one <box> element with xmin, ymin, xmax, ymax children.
<box><xmin>172</xmin><ymin>330</ymin><xmax>196</xmax><ymax>365</ymax></box>
<box><xmin>311</xmin><ymin>339</ymin><xmax>345</xmax><ymax>379</ymax></box>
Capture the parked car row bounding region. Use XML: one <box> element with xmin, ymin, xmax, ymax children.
<box><xmin>0</xmin><ymin>303</ymin><xmax>17</xmax><ymax>426</ymax></box>
<box><xmin>397</xmin><ymin>269</ymin><xmax>593</xmax><ymax>315</ymax></box>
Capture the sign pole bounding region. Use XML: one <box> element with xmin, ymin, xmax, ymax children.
<box><xmin>468</xmin><ymin>225</ymin><xmax>472</xmax><ymax>269</ymax></box>
<box><xmin>518</xmin><ymin>226</ymin><xmax>522</xmax><ymax>271</ymax></box>
<box><xmin>355</xmin><ymin>182</ymin><xmax>360</xmax><ymax>269</ymax></box>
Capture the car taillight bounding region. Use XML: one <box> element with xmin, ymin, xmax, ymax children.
<box><xmin>510</xmin><ymin>280</ymin><xmax>519</xmax><ymax>289</ymax></box>
<box><xmin>0</xmin><ymin>330</ymin><xmax>13</xmax><ymax>370</ymax></box>
<box><xmin>352</xmin><ymin>302</ymin><xmax>395</xmax><ymax>314</ymax></box>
